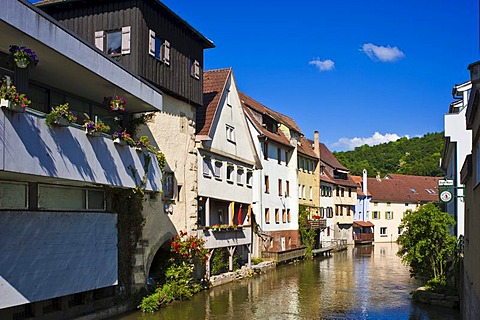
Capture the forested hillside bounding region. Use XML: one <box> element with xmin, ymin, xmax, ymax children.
<box><xmin>332</xmin><ymin>132</ymin><xmax>444</xmax><ymax>177</ymax></box>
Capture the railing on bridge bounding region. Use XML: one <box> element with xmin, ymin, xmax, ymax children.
<box><xmin>306</xmin><ymin>219</ymin><xmax>327</xmax><ymax>229</ymax></box>
<box><xmin>262</xmin><ymin>247</ymin><xmax>306</xmax><ymax>263</ymax></box>
<box><xmin>320</xmin><ymin>239</ymin><xmax>348</xmax><ymax>252</ymax></box>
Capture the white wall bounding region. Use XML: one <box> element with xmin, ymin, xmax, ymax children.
<box><xmin>370</xmin><ymin>201</ymin><xmax>417</xmax><ymax>243</ymax></box>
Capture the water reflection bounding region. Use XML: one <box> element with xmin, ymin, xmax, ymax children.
<box><xmin>115</xmin><ymin>243</ymin><xmax>459</xmax><ymax>320</ymax></box>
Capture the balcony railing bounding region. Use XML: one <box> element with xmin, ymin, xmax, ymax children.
<box><xmin>197</xmin><ymin>226</ymin><xmax>252</xmax><ymax>249</ymax></box>
<box><xmin>306</xmin><ymin>219</ymin><xmax>327</xmax><ymax>229</ymax></box>
<box><xmin>353</xmin><ymin>233</ymin><xmax>374</xmax><ymax>242</ymax></box>
<box><xmin>0</xmin><ymin>107</ymin><xmax>162</xmax><ymax>191</ymax></box>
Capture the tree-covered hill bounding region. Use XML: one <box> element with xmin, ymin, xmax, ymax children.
<box><xmin>332</xmin><ymin>132</ymin><xmax>444</xmax><ymax>177</ymax></box>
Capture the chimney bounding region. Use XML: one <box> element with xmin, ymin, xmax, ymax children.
<box><xmin>468</xmin><ymin>61</ymin><xmax>480</xmax><ymax>85</ymax></box>
<box><xmin>362</xmin><ymin>169</ymin><xmax>368</xmax><ymax>196</ymax></box>
<box><xmin>314</xmin><ymin>131</ymin><xmax>320</xmax><ymax>157</ymax></box>
<box><xmin>376</xmin><ymin>171</ymin><xmax>381</xmax><ymax>181</ymax></box>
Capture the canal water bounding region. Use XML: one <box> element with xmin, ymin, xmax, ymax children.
<box><xmin>115</xmin><ymin>243</ymin><xmax>460</xmax><ymax>320</ymax></box>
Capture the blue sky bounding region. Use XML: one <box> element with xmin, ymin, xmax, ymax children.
<box><xmin>162</xmin><ymin>0</ymin><xmax>479</xmax><ymax>151</ymax></box>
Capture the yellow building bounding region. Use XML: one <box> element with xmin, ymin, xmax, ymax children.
<box><xmin>297</xmin><ymin>133</ymin><xmax>320</xmax><ymax>217</ymax></box>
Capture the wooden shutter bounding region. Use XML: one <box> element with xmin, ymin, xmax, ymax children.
<box><xmin>121</xmin><ymin>26</ymin><xmax>131</xmax><ymax>55</ymax></box>
<box><xmin>148</xmin><ymin>30</ymin><xmax>155</xmax><ymax>57</ymax></box>
<box><xmin>94</xmin><ymin>31</ymin><xmax>104</xmax><ymax>51</ymax></box>
<box><xmin>162</xmin><ymin>40</ymin><xmax>170</xmax><ymax>65</ymax></box>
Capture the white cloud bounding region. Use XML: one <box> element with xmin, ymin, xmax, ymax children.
<box><xmin>361</xmin><ymin>43</ymin><xmax>405</xmax><ymax>62</ymax></box>
<box><xmin>308</xmin><ymin>58</ymin><xmax>335</xmax><ymax>71</ymax></box>
<box><xmin>331</xmin><ymin>132</ymin><xmax>410</xmax><ymax>151</ymax></box>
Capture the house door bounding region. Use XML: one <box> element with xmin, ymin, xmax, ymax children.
<box><xmin>281</xmin><ymin>237</ymin><xmax>286</xmax><ymax>251</ymax></box>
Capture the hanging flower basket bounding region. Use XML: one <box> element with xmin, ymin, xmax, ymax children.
<box><xmin>9</xmin><ymin>45</ymin><xmax>39</xmax><ymax>69</ymax></box>
<box><xmin>104</xmin><ymin>95</ymin><xmax>127</xmax><ymax>112</ymax></box>
<box><xmin>112</xmin><ymin>130</ymin><xmax>135</xmax><ymax>146</ymax></box>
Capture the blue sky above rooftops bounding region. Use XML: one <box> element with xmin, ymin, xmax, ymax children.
<box><xmin>161</xmin><ymin>0</ymin><xmax>479</xmax><ymax>151</ymax></box>
<box><xmin>31</xmin><ymin>0</ymin><xmax>480</xmax><ymax>151</ymax></box>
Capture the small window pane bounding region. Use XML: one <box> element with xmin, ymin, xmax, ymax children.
<box><xmin>39</xmin><ymin>185</ymin><xmax>86</xmax><ymax>210</ymax></box>
<box><xmin>154</xmin><ymin>37</ymin><xmax>162</xmax><ymax>60</ymax></box>
<box><xmin>107</xmin><ymin>31</ymin><xmax>122</xmax><ymax>55</ymax></box>
<box><xmin>0</xmin><ymin>181</ymin><xmax>28</xmax><ymax>209</ymax></box>
<box><xmin>88</xmin><ymin>190</ymin><xmax>105</xmax><ymax>210</ymax></box>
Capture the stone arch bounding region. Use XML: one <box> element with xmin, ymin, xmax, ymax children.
<box><xmin>145</xmin><ymin>231</ymin><xmax>175</xmax><ymax>280</ymax></box>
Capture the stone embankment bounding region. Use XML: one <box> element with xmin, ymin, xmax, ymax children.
<box><xmin>413</xmin><ymin>286</ymin><xmax>459</xmax><ymax>309</ymax></box>
<box><xmin>209</xmin><ymin>261</ymin><xmax>276</xmax><ymax>287</ymax></box>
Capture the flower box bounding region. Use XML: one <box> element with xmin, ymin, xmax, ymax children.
<box><xmin>15</xmin><ymin>60</ymin><xmax>28</xmax><ymax>69</ymax></box>
<box><xmin>86</xmin><ymin>130</ymin><xmax>101</xmax><ymax>137</ymax></box>
<box><xmin>1</xmin><ymin>98</ymin><xmax>24</xmax><ymax>113</ymax></box>
<box><xmin>52</xmin><ymin>117</ymin><xmax>70</xmax><ymax>127</ymax></box>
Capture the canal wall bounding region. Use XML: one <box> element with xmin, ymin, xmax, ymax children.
<box><xmin>210</xmin><ymin>262</ymin><xmax>276</xmax><ymax>287</ymax></box>
<box><xmin>413</xmin><ymin>287</ymin><xmax>459</xmax><ymax>309</ymax></box>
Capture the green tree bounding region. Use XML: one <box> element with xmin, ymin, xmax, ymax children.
<box><xmin>298</xmin><ymin>205</ymin><xmax>316</xmax><ymax>259</ymax></box>
<box><xmin>397</xmin><ymin>203</ymin><xmax>456</xmax><ymax>290</ymax></box>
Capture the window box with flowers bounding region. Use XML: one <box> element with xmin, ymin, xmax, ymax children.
<box><xmin>136</xmin><ymin>135</ymin><xmax>150</xmax><ymax>152</ymax></box>
<box><xmin>45</xmin><ymin>103</ymin><xmax>77</xmax><ymax>127</ymax></box>
<box><xmin>0</xmin><ymin>77</ymin><xmax>31</xmax><ymax>113</ymax></box>
<box><xmin>83</xmin><ymin>119</ymin><xmax>110</xmax><ymax>136</ymax></box>
<box><xmin>9</xmin><ymin>45</ymin><xmax>39</xmax><ymax>69</ymax></box>
<box><xmin>104</xmin><ymin>95</ymin><xmax>127</xmax><ymax>112</ymax></box>
<box><xmin>112</xmin><ymin>130</ymin><xmax>135</xmax><ymax>146</ymax></box>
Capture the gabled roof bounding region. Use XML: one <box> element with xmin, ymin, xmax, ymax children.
<box><xmin>368</xmin><ymin>174</ymin><xmax>440</xmax><ymax>203</ymax></box>
<box><xmin>35</xmin><ymin>0</ymin><xmax>215</xmax><ymax>49</ymax></box>
<box><xmin>239</xmin><ymin>92</ymin><xmax>302</xmax><ymax>134</ymax></box>
<box><xmin>319</xmin><ymin>143</ymin><xmax>348</xmax><ymax>171</ymax></box>
<box><xmin>351</xmin><ymin>175</ymin><xmax>371</xmax><ymax>197</ymax></box>
<box><xmin>240</xmin><ymin>92</ymin><xmax>293</xmax><ymax>148</ymax></box>
<box><xmin>298</xmin><ymin>136</ymin><xmax>318</xmax><ymax>159</ymax></box>
<box><xmin>197</xmin><ymin>68</ymin><xmax>231</xmax><ymax>136</ymax></box>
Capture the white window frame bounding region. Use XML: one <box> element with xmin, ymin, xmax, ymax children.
<box><xmin>380</xmin><ymin>227</ymin><xmax>388</xmax><ymax>236</ymax></box>
<box><xmin>226</xmin><ymin>164</ymin><xmax>234</xmax><ymax>182</ymax></box>
<box><xmin>385</xmin><ymin>211</ymin><xmax>394</xmax><ymax>220</ymax></box>
<box><xmin>246</xmin><ymin>170</ymin><xmax>253</xmax><ymax>187</ymax></box>
<box><xmin>38</xmin><ymin>184</ymin><xmax>105</xmax><ymax>211</ymax></box>
<box><xmin>226</xmin><ymin>125</ymin><xmax>235</xmax><ymax>143</ymax></box>
<box><xmin>237</xmin><ymin>168</ymin><xmax>244</xmax><ymax>186</ymax></box>
<box><xmin>191</xmin><ymin>59</ymin><xmax>200</xmax><ymax>79</ymax></box>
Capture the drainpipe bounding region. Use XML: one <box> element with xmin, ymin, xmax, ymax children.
<box><xmin>363</xmin><ymin>169</ymin><xmax>368</xmax><ymax>221</ymax></box>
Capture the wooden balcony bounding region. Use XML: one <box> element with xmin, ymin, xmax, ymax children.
<box><xmin>353</xmin><ymin>233</ymin><xmax>374</xmax><ymax>244</ymax></box>
<box><xmin>197</xmin><ymin>226</ymin><xmax>252</xmax><ymax>249</ymax></box>
<box><xmin>306</xmin><ymin>219</ymin><xmax>327</xmax><ymax>229</ymax></box>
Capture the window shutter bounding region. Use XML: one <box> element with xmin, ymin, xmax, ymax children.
<box><xmin>162</xmin><ymin>40</ymin><xmax>170</xmax><ymax>65</ymax></box>
<box><xmin>148</xmin><ymin>30</ymin><xmax>155</xmax><ymax>57</ymax></box>
<box><xmin>94</xmin><ymin>30</ymin><xmax>104</xmax><ymax>51</ymax></box>
<box><xmin>121</xmin><ymin>26</ymin><xmax>131</xmax><ymax>55</ymax></box>
<box><xmin>194</xmin><ymin>60</ymin><xmax>200</xmax><ymax>79</ymax></box>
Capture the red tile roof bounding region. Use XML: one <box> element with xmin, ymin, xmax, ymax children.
<box><xmin>198</xmin><ymin>68</ymin><xmax>232</xmax><ymax>136</ymax></box>
<box><xmin>298</xmin><ymin>136</ymin><xmax>318</xmax><ymax>159</ymax></box>
<box><xmin>240</xmin><ymin>92</ymin><xmax>293</xmax><ymax>148</ymax></box>
<box><xmin>320</xmin><ymin>143</ymin><xmax>348</xmax><ymax>171</ymax></box>
<box><xmin>368</xmin><ymin>174</ymin><xmax>440</xmax><ymax>203</ymax></box>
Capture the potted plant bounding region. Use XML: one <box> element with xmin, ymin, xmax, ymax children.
<box><xmin>0</xmin><ymin>78</ymin><xmax>31</xmax><ymax>112</ymax></box>
<box><xmin>104</xmin><ymin>95</ymin><xmax>127</xmax><ymax>112</ymax></box>
<box><xmin>83</xmin><ymin>119</ymin><xmax>110</xmax><ymax>136</ymax></box>
<box><xmin>9</xmin><ymin>45</ymin><xmax>39</xmax><ymax>68</ymax></box>
<box><xmin>136</xmin><ymin>135</ymin><xmax>150</xmax><ymax>152</ymax></box>
<box><xmin>112</xmin><ymin>130</ymin><xmax>135</xmax><ymax>146</ymax></box>
<box><xmin>45</xmin><ymin>103</ymin><xmax>77</xmax><ymax>127</ymax></box>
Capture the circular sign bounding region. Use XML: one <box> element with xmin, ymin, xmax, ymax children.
<box><xmin>440</xmin><ymin>190</ymin><xmax>453</xmax><ymax>203</ymax></box>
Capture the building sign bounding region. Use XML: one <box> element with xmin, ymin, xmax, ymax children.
<box><xmin>438</xmin><ymin>179</ymin><xmax>454</xmax><ymax>203</ymax></box>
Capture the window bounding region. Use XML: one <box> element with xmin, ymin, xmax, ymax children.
<box><xmin>298</xmin><ymin>184</ymin><xmax>301</xmax><ymax>199</ymax></box>
<box><xmin>191</xmin><ymin>59</ymin><xmax>200</xmax><ymax>79</ymax></box>
<box><xmin>287</xmin><ymin>209</ymin><xmax>291</xmax><ymax>222</ymax></box>
<box><xmin>341</xmin><ymin>188</ymin><xmax>344</xmax><ymax>197</ymax></box>
<box><xmin>282</xmin><ymin>209</ymin><xmax>286</xmax><ymax>223</ymax></box>
<box><xmin>321</xmin><ymin>186</ymin><xmax>325</xmax><ymax>197</ymax></box>
<box><xmin>320</xmin><ymin>207</ymin><xmax>325</xmax><ymax>218</ymax></box>
<box><xmin>203</xmin><ymin>157</ymin><xmax>211</xmax><ymax>177</ymax></box>
<box><xmin>226</xmin><ymin>164</ymin><xmax>234</xmax><ymax>182</ymax></box>
<box><xmin>237</xmin><ymin>168</ymin><xmax>244</xmax><ymax>185</ymax></box>
<box><xmin>214</xmin><ymin>161</ymin><xmax>222</xmax><ymax>179</ymax></box>
<box><xmin>335</xmin><ymin>205</ymin><xmax>339</xmax><ymax>216</ymax></box>
<box><xmin>277</xmin><ymin>148</ymin><xmax>282</xmax><ymax>165</ymax></box>
<box><xmin>275</xmin><ymin>209</ymin><xmax>280</xmax><ymax>223</ymax></box>
<box><xmin>263</xmin><ymin>142</ymin><xmax>269</xmax><ymax>160</ymax></box>
<box><xmin>326</xmin><ymin>207</ymin><xmax>334</xmax><ymax>218</ymax></box>
<box><xmin>398</xmin><ymin>227</ymin><xmax>403</xmax><ymax>235</ymax></box>
<box><xmin>163</xmin><ymin>172</ymin><xmax>174</xmax><ymax>199</ymax></box>
<box><xmin>38</xmin><ymin>185</ymin><xmax>105</xmax><ymax>211</ymax></box>
<box><xmin>385</xmin><ymin>211</ymin><xmax>394</xmax><ymax>220</ymax></box>
<box><xmin>302</xmin><ymin>185</ymin><xmax>306</xmax><ymax>199</ymax></box>
<box><xmin>347</xmin><ymin>206</ymin><xmax>351</xmax><ymax>216</ymax></box>
<box><xmin>380</xmin><ymin>227</ymin><xmax>388</xmax><ymax>236</ymax></box>
<box><xmin>148</xmin><ymin>30</ymin><xmax>170</xmax><ymax>65</ymax></box>
<box><xmin>226</xmin><ymin>125</ymin><xmax>235</xmax><ymax>143</ymax></box>
<box><xmin>278</xmin><ymin>179</ymin><xmax>283</xmax><ymax>196</ymax></box>
<box><xmin>372</xmin><ymin>211</ymin><xmax>380</xmax><ymax>219</ymax></box>
<box><xmin>227</xmin><ymin>89</ymin><xmax>232</xmax><ymax>106</ymax></box>
<box><xmin>309</xmin><ymin>186</ymin><xmax>313</xmax><ymax>201</ymax></box>
<box><xmin>246</xmin><ymin>170</ymin><xmax>253</xmax><ymax>187</ymax></box>
<box><xmin>387</xmin><ymin>202</ymin><xmax>391</xmax><ymax>206</ymax></box>
<box><xmin>95</xmin><ymin>27</ymin><xmax>131</xmax><ymax>56</ymax></box>
<box><xmin>0</xmin><ymin>181</ymin><xmax>28</xmax><ymax>209</ymax></box>
<box><xmin>348</xmin><ymin>188</ymin><xmax>352</xmax><ymax>197</ymax></box>
<box><xmin>286</xmin><ymin>180</ymin><xmax>290</xmax><ymax>197</ymax></box>
<box><xmin>284</xmin><ymin>150</ymin><xmax>288</xmax><ymax>165</ymax></box>
<box><xmin>265</xmin><ymin>208</ymin><xmax>270</xmax><ymax>224</ymax></box>
<box><xmin>336</xmin><ymin>186</ymin><xmax>340</xmax><ymax>197</ymax></box>
<box><xmin>265</xmin><ymin>175</ymin><xmax>270</xmax><ymax>193</ymax></box>
<box><xmin>373</xmin><ymin>202</ymin><xmax>378</xmax><ymax>206</ymax></box>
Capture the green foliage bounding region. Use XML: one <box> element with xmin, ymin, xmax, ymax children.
<box><xmin>139</xmin><ymin>231</ymin><xmax>207</xmax><ymax>313</ymax></box>
<box><xmin>211</xmin><ymin>247</ymin><xmax>240</xmax><ymax>275</ymax></box>
<box><xmin>251</xmin><ymin>257</ymin><xmax>264</xmax><ymax>265</ymax></box>
<box><xmin>397</xmin><ymin>203</ymin><xmax>457</xmax><ymax>287</ymax></box>
<box><xmin>298</xmin><ymin>205</ymin><xmax>316</xmax><ymax>259</ymax></box>
<box><xmin>333</xmin><ymin>132</ymin><xmax>444</xmax><ymax>177</ymax></box>
<box><xmin>45</xmin><ymin>103</ymin><xmax>77</xmax><ymax>127</ymax></box>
